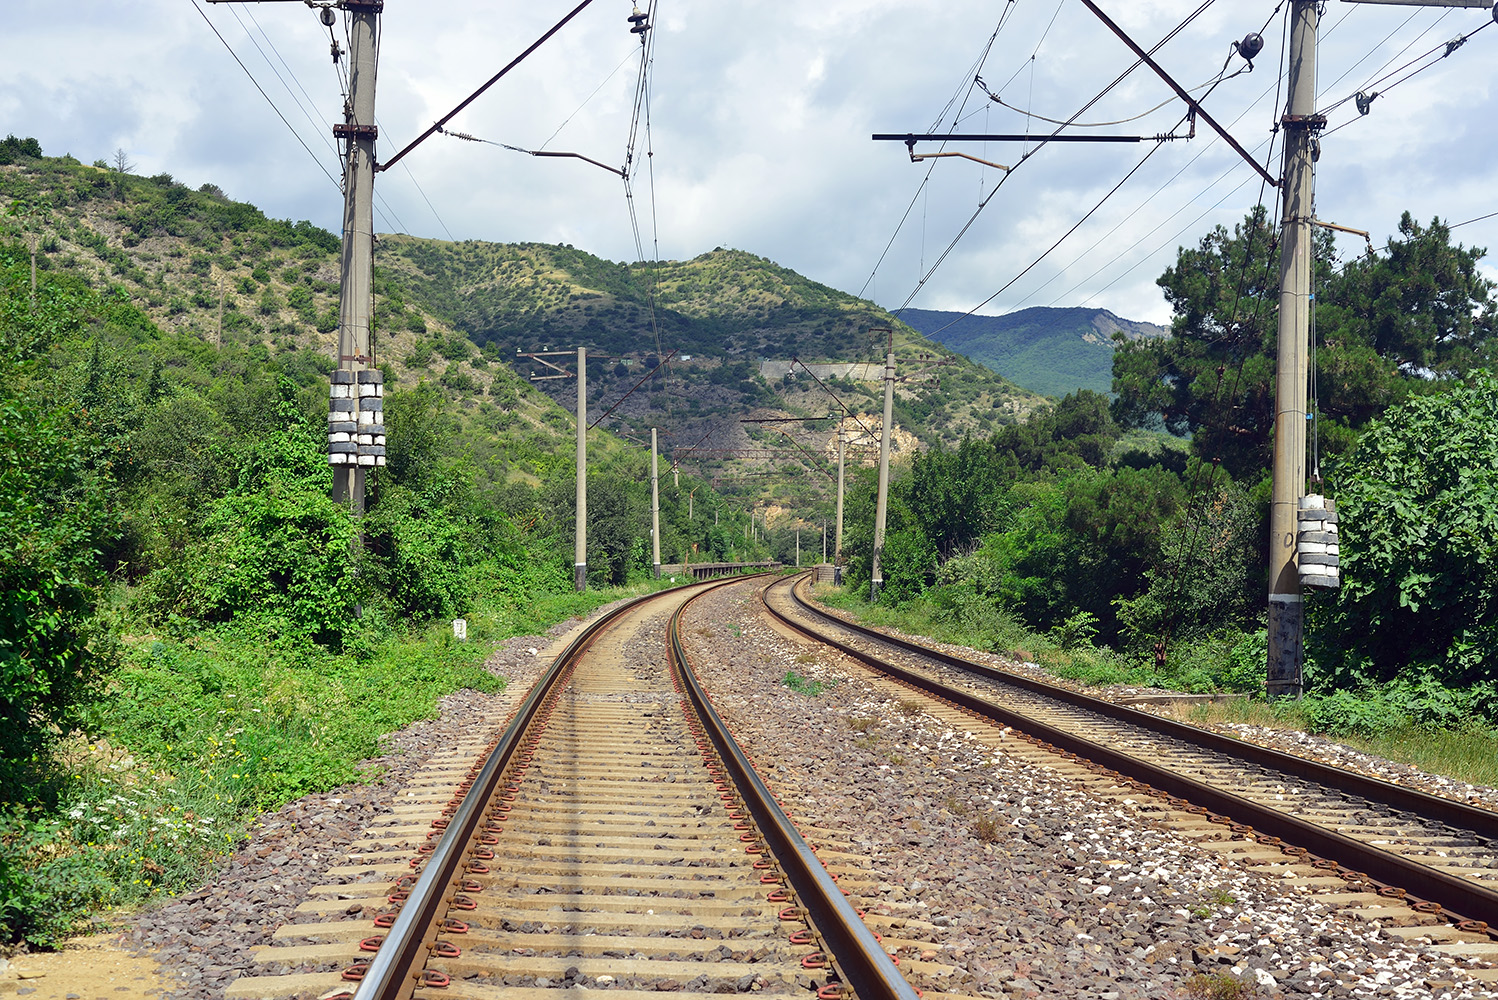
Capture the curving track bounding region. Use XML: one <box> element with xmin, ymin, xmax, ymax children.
<box><xmin>761</xmin><ymin>573</ymin><xmax>1498</xmax><ymax>957</ymax></box>
<box><xmin>229</xmin><ymin>578</ymin><xmax>925</xmax><ymax>1000</ymax></box>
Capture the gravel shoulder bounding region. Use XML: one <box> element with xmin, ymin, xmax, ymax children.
<box><xmin>684</xmin><ymin>581</ymin><xmax>1498</xmax><ymax>1000</ymax></box>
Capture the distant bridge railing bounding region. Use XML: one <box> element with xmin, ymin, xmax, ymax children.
<box><xmin>661</xmin><ymin>561</ymin><xmax>784</xmax><ymax>581</ymax></box>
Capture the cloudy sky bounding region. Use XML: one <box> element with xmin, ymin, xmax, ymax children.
<box><xmin>2</xmin><ymin>0</ymin><xmax>1494</xmax><ymax>324</ymax></box>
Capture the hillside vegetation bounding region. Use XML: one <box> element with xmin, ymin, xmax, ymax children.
<box><xmin>0</xmin><ymin>144</ymin><xmax>799</xmax><ymax>947</ymax></box>
<box><xmin>1</xmin><ymin>151</ymin><xmax>1047</xmax><ymax>514</ymax></box>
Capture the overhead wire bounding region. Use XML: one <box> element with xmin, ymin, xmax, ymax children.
<box><xmin>1320</xmin><ymin>17</ymin><xmax>1493</xmax><ymax>139</ymax></box>
<box><xmin>856</xmin><ymin>5</ymin><xmax>1019</xmax><ymax>301</ymax></box>
<box><xmin>621</xmin><ymin>0</ymin><xmax>670</xmax><ymax>416</ymax></box>
<box><xmin>539</xmin><ymin>47</ymin><xmax>640</xmax><ymax>151</ymax></box>
<box><xmin>1017</xmin><ymin>1</ymin><xmax>1341</xmax><ymax>311</ymax></box>
<box><xmin>220</xmin><ymin>2</ymin><xmax>410</xmax><ymax>233</ymax></box>
<box><xmin>886</xmin><ymin>1</ymin><xmax>1220</xmax><ymax>322</ymax></box>
<box><xmin>981</xmin><ymin>0</ymin><xmax>1378</xmax><ymax>319</ymax></box>
<box><xmin>188</xmin><ymin>0</ymin><xmax>342</xmax><ymax>193</ymax></box>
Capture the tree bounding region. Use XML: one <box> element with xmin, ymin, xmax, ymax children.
<box><xmin>0</xmin><ymin>136</ymin><xmax>42</xmax><ymax>165</ymax></box>
<box><xmin>1320</xmin><ymin>213</ymin><xmax>1497</xmax><ymax>378</ymax></box>
<box><xmin>1113</xmin><ymin>208</ymin><xmax>1496</xmax><ymax>482</ymax></box>
<box><xmin>1111</xmin><ymin>205</ymin><xmax>1286</xmax><ymax>481</ymax></box>
<box><xmin>1308</xmin><ymin>372</ymin><xmax>1498</xmax><ymax>690</ymax></box>
<box><xmin>110</xmin><ymin>149</ymin><xmax>135</xmax><ymax>201</ymax></box>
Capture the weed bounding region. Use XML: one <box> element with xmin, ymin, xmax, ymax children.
<box><xmin>887</xmin><ymin>753</ymin><xmax>905</xmax><ymax>766</ymax></box>
<box><xmin>794</xmin><ymin>653</ymin><xmax>818</xmax><ymax>665</ymax></box>
<box><xmin>943</xmin><ymin>796</ymin><xmax>969</xmax><ymax>816</ymax></box>
<box><xmin>1185</xmin><ymin>973</ymin><xmax>1252</xmax><ymax>1000</ymax></box>
<box><xmin>853</xmin><ymin>735</ymin><xmax>879</xmax><ymax>750</ymax></box>
<box><xmin>783</xmin><ymin>671</ymin><xmax>829</xmax><ymax>697</ymax></box>
<box><xmin>971</xmin><ymin>814</ymin><xmax>1002</xmax><ymax>843</ymax></box>
<box><xmin>846</xmin><ymin>716</ymin><xmax>876</xmax><ymax>733</ymax></box>
<box><xmin>897</xmin><ymin>698</ymin><xmax>925</xmax><ymax>716</ymax></box>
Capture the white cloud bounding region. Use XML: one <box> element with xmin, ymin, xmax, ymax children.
<box><xmin>0</xmin><ymin>0</ymin><xmax>1494</xmax><ymax>326</ymax></box>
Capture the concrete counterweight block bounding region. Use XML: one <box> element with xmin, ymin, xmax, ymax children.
<box><xmin>1297</xmin><ymin>495</ymin><xmax>1340</xmax><ymax>590</ymax></box>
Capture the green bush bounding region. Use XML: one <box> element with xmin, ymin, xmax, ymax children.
<box><xmin>1303</xmin><ymin>689</ymin><xmax>1408</xmax><ymax>739</ymax></box>
<box><xmin>365</xmin><ymin>485</ymin><xmax>470</xmax><ymax>621</ymax></box>
<box><xmin>1311</xmin><ymin>372</ymin><xmax>1498</xmax><ymax>689</ymax></box>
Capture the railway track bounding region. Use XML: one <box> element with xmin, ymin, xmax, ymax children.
<box><xmin>227</xmin><ymin>578</ymin><xmax>930</xmax><ymax>1000</ymax></box>
<box><xmin>760</xmin><ymin>573</ymin><xmax>1498</xmax><ymax>971</ymax></box>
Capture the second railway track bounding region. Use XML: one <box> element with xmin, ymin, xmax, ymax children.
<box><xmin>760</xmin><ymin>573</ymin><xmax>1498</xmax><ymax>969</ymax></box>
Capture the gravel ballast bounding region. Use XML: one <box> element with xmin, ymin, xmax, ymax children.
<box><xmin>681</xmin><ymin>583</ymin><xmax>1498</xmax><ymax>1000</ymax></box>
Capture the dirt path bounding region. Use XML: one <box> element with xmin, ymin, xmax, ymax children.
<box><xmin>0</xmin><ymin>936</ymin><xmax>167</xmax><ymax>999</ymax></box>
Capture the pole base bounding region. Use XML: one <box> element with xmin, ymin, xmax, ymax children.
<box><xmin>833</xmin><ymin>567</ymin><xmax>843</xmax><ymax>585</ymax></box>
<box><xmin>1266</xmin><ymin>595</ymin><xmax>1304</xmax><ymax>699</ymax></box>
<box><xmin>574</xmin><ymin>564</ymin><xmax>587</xmax><ymax>593</ymax></box>
<box><xmin>653</xmin><ymin>564</ymin><xmax>661</xmax><ymax>580</ymax></box>
<box><xmin>870</xmin><ymin>578</ymin><xmax>882</xmax><ymax>603</ymax></box>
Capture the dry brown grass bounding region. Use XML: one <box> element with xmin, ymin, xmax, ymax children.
<box><xmin>971</xmin><ymin>814</ymin><xmax>1002</xmax><ymax>843</ymax></box>
<box><xmin>1184</xmin><ymin>973</ymin><xmax>1252</xmax><ymax>1000</ymax></box>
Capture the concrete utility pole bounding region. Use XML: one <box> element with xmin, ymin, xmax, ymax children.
<box><xmin>822</xmin><ymin>522</ymin><xmax>827</xmax><ymax>565</ymax></box>
<box><xmin>1267</xmin><ymin>0</ymin><xmax>1320</xmax><ymax>699</ymax></box>
<box><xmin>329</xmin><ymin>0</ymin><xmax>384</xmax><ymax>513</ymax></box>
<box><xmin>651</xmin><ymin>427</ymin><xmax>662</xmax><ymax>579</ymax></box>
<box><xmin>870</xmin><ymin>350</ymin><xmax>896</xmax><ymax>602</ymax></box>
<box><xmin>834</xmin><ymin>434</ymin><xmax>846</xmax><ymax>584</ymax></box>
<box><xmin>796</xmin><ymin>530</ymin><xmax>801</xmax><ymax>568</ymax></box>
<box><xmin>575</xmin><ymin>347</ymin><xmax>588</xmax><ymax>592</ymax></box>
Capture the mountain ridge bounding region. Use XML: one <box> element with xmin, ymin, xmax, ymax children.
<box><xmin>901</xmin><ymin>305</ymin><xmax>1168</xmax><ymax>399</ymax></box>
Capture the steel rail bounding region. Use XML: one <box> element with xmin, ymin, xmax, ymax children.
<box><xmin>670</xmin><ymin>581</ymin><xmax>920</xmax><ymax>1000</ymax></box>
<box><xmin>766</xmin><ymin>575</ymin><xmax>1498</xmax><ymax>932</ymax></box>
<box><xmin>781</xmin><ymin>577</ymin><xmax>1498</xmax><ymax>839</ymax></box>
<box><xmin>353</xmin><ymin>579</ymin><xmax>734</xmax><ymax>1000</ymax></box>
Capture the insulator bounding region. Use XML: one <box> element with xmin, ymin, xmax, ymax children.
<box><xmin>631</xmin><ymin>23</ymin><xmax>651</xmax><ymax>34</ymax></box>
<box><xmin>320</xmin><ymin>6</ymin><xmax>337</xmax><ymax>27</ymax></box>
<box><xmin>628</xmin><ymin>7</ymin><xmax>648</xmax><ymax>23</ymax></box>
<box><xmin>1238</xmin><ymin>32</ymin><xmax>1264</xmax><ymax>62</ymax></box>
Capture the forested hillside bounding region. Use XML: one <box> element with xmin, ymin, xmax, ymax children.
<box><xmin>901</xmin><ymin>305</ymin><xmax>1167</xmax><ymax>398</ymax></box>
<box><xmin>0</xmin><ymin>150</ymin><xmax>1047</xmax><ymax>513</ymax></box>
<box><xmin>375</xmin><ymin>236</ymin><xmax>1048</xmax><ymax>450</ymax></box>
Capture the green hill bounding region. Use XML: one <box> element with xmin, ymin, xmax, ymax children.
<box><xmin>900</xmin><ymin>306</ymin><xmax>1167</xmax><ymax>399</ymax></box>
<box><xmin>0</xmin><ymin>151</ymin><xmax>1048</xmax><ymax>516</ymax></box>
<box><xmin>376</xmin><ymin>238</ymin><xmax>1050</xmax><ymax>451</ymax></box>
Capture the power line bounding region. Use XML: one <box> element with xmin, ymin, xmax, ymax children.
<box><xmin>919</xmin><ymin>140</ymin><xmax>1171</xmax><ymax>340</ymax></box>
<box><xmin>884</xmin><ymin>2</ymin><xmax>1220</xmax><ymax>320</ymax></box>
<box><xmin>205</xmin><ymin>1</ymin><xmax>406</xmax><ymax>233</ymax></box>
<box><xmin>189</xmin><ymin>0</ymin><xmax>341</xmax><ymax>192</ymax></box>
<box><xmin>855</xmin><ymin>6</ymin><xmax>1018</xmax><ymax>301</ymax></box>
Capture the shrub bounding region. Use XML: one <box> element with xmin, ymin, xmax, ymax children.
<box><xmin>364</xmin><ymin>485</ymin><xmax>471</xmax><ymax>622</ymax></box>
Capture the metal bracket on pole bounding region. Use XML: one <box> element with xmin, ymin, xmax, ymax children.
<box><xmin>1281</xmin><ymin>114</ymin><xmax>1329</xmax><ymax>133</ymax></box>
<box><xmin>333</xmin><ymin>123</ymin><xmax>379</xmax><ymax>141</ymax></box>
<box><xmin>1076</xmin><ymin>0</ymin><xmax>1281</xmax><ymax>188</ymax></box>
